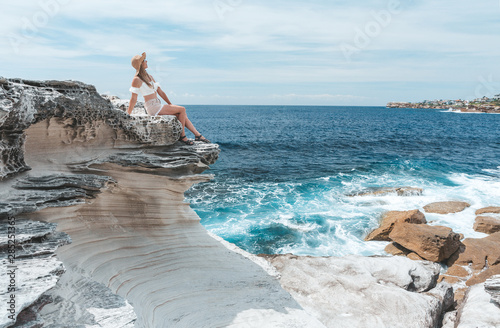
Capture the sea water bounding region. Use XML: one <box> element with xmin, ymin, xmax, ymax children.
<box><xmin>185</xmin><ymin>106</ymin><xmax>500</xmax><ymax>256</ymax></box>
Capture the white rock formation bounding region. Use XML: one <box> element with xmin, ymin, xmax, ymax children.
<box><xmin>264</xmin><ymin>254</ymin><xmax>453</xmax><ymax>328</ymax></box>
<box><xmin>456</xmin><ymin>280</ymin><xmax>500</xmax><ymax>328</ymax></box>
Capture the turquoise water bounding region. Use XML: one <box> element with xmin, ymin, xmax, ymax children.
<box><xmin>185</xmin><ymin>106</ymin><xmax>500</xmax><ymax>256</ymax></box>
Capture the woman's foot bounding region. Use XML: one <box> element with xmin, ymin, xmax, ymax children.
<box><xmin>195</xmin><ymin>134</ymin><xmax>211</xmax><ymax>143</ymax></box>
<box><xmin>179</xmin><ymin>135</ymin><xmax>194</xmax><ymax>145</ymax></box>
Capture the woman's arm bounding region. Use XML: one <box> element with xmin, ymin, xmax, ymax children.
<box><xmin>127</xmin><ymin>93</ymin><xmax>138</xmax><ymax>115</ymax></box>
<box><xmin>127</xmin><ymin>77</ymin><xmax>142</xmax><ymax>115</ymax></box>
<box><xmin>157</xmin><ymin>87</ymin><xmax>172</xmax><ymax>105</ymax></box>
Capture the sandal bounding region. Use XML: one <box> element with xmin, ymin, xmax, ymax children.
<box><xmin>195</xmin><ymin>134</ymin><xmax>211</xmax><ymax>143</ymax></box>
<box><xmin>179</xmin><ymin>135</ymin><xmax>194</xmax><ymax>145</ymax></box>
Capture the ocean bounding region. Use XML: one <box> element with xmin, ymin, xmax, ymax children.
<box><xmin>185</xmin><ymin>105</ymin><xmax>500</xmax><ymax>257</ymax></box>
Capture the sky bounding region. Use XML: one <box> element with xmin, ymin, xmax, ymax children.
<box><xmin>1</xmin><ymin>0</ymin><xmax>500</xmax><ymax>106</ymax></box>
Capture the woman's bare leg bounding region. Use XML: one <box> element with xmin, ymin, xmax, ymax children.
<box><xmin>184</xmin><ymin>117</ymin><xmax>200</xmax><ymax>136</ymax></box>
<box><xmin>158</xmin><ymin>104</ymin><xmax>187</xmax><ymax>134</ymax></box>
<box><xmin>178</xmin><ymin>116</ymin><xmax>209</xmax><ymax>142</ymax></box>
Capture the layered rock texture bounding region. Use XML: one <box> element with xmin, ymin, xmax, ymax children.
<box><xmin>0</xmin><ymin>78</ymin><xmax>326</xmax><ymax>327</ymax></box>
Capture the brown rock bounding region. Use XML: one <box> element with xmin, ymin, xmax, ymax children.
<box><xmin>437</xmin><ymin>275</ymin><xmax>461</xmax><ymax>284</ymax></box>
<box><xmin>446</xmin><ymin>265</ymin><xmax>469</xmax><ymax>278</ymax></box>
<box><xmin>475</xmin><ymin>206</ymin><xmax>500</xmax><ymax>215</ymax></box>
<box><xmin>466</xmin><ymin>264</ymin><xmax>500</xmax><ymax>286</ymax></box>
<box><xmin>384</xmin><ymin>242</ymin><xmax>411</xmax><ymax>256</ymax></box>
<box><xmin>365</xmin><ymin>210</ymin><xmax>427</xmax><ymax>241</ymax></box>
<box><xmin>407</xmin><ymin>252</ymin><xmax>424</xmax><ymax>261</ymax></box>
<box><xmin>389</xmin><ymin>223</ymin><xmax>462</xmax><ymax>262</ymax></box>
<box><xmin>473</xmin><ymin>216</ymin><xmax>500</xmax><ymax>234</ymax></box>
<box><xmin>448</xmin><ymin>232</ymin><xmax>500</xmax><ymax>270</ymax></box>
<box><xmin>423</xmin><ymin>201</ymin><xmax>471</xmax><ymax>214</ymax></box>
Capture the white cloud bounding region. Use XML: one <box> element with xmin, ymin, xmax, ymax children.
<box><xmin>1</xmin><ymin>0</ymin><xmax>500</xmax><ymax>105</ymax></box>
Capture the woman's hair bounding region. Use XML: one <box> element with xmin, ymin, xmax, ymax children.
<box><xmin>136</xmin><ymin>63</ymin><xmax>152</xmax><ymax>87</ymax></box>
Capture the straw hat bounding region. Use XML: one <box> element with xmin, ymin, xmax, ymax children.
<box><xmin>131</xmin><ymin>52</ymin><xmax>146</xmax><ymax>74</ymax></box>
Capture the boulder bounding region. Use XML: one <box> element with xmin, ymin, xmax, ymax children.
<box><xmin>448</xmin><ymin>232</ymin><xmax>500</xmax><ymax>270</ymax></box>
<box><xmin>423</xmin><ymin>201</ymin><xmax>470</xmax><ymax>214</ymax></box>
<box><xmin>389</xmin><ymin>223</ymin><xmax>462</xmax><ymax>262</ymax></box>
<box><xmin>466</xmin><ymin>264</ymin><xmax>500</xmax><ymax>287</ymax></box>
<box><xmin>407</xmin><ymin>252</ymin><xmax>425</xmax><ymax>261</ymax></box>
<box><xmin>365</xmin><ymin>210</ymin><xmax>426</xmax><ymax>241</ymax></box>
<box><xmin>475</xmin><ymin>206</ymin><xmax>500</xmax><ymax>215</ymax></box>
<box><xmin>264</xmin><ymin>254</ymin><xmax>450</xmax><ymax>328</ymax></box>
<box><xmin>473</xmin><ymin>216</ymin><xmax>500</xmax><ymax>234</ymax></box>
<box><xmin>455</xmin><ymin>282</ymin><xmax>500</xmax><ymax>328</ymax></box>
<box><xmin>385</xmin><ymin>242</ymin><xmax>411</xmax><ymax>256</ymax></box>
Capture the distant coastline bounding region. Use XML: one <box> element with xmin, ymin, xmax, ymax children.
<box><xmin>387</xmin><ymin>95</ymin><xmax>500</xmax><ymax>113</ymax></box>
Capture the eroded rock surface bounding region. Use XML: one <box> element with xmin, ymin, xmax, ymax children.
<box><xmin>263</xmin><ymin>254</ymin><xmax>452</xmax><ymax>328</ymax></box>
<box><xmin>475</xmin><ymin>206</ymin><xmax>500</xmax><ymax>215</ymax></box>
<box><xmin>0</xmin><ymin>219</ymin><xmax>69</xmax><ymax>328</ymax></box>
<box><xmin>0</xmin><ymin>78</ymin><xmax>183</xmax><ymax>180</ymax></box>
<box><xmin>389</xmin><ymin>223</ymin><xmax>462</xmax><ymax>262</ymax></box>
<box><xmin>423</xmin><ymin>201</ymin><xmax>470</xmax><ymax>214</ymax></box>
<box><xmin>473</xmin><ymin>215</ymin><xmax>500</xmax><ymax>234</ymax></box>
<box><xmin>365</xmin><ymin>209</ymin><xmax>426</xmax><ymax>241</ymax></box>
<box><xmin>448</xmin><ymin>232</ymin><xmax>500</xmax><ymax>270</ymax></box>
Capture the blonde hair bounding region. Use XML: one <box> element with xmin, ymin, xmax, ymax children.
<box><xmin>136</xmin><ymin>63</ymin><xmax>152</xmax><ymax>87</ymax></box>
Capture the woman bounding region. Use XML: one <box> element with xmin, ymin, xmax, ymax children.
<box><xmin>127</xmin><ymin>52</ymin><xmax>210</xmax><ymax>145</ymax></box>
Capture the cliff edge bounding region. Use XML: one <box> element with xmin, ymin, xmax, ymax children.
<box><xmin>0</xmin><ymin>78</ymin><xmax>323</xmax><ymax>327</ymax></box>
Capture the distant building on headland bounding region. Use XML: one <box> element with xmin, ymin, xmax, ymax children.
<box><xmin>387</xmin><ymin>95</ymin><xmax>500</xmax><ymax>113</ymax></box>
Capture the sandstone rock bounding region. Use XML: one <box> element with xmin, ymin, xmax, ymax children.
<box><xmin>264</xmin><ymin>254</ymin><xmax>448</xmax><ymax>328</ymax></box>
<box><xmin>365</xmin><ymin>209</ymin><xmax>427</xmax><ymax>241</ymax></box>
<box><xmin>385</xmin><ymin>242</ymin><xmax>411</xmax><ymax>256</ymax></box>
<box><xmin>466</xmin><ymin>264</ymin><xmax>500</xmax><ymax>287</ymax></box>
<box><xmin>446</xmin><ymin>265</ymin><xmax>469</xmax><ymax>278</ymax></box>
<box><xmin>349</xmin><ymin>186</ymin><xmax>423</xmax><ymax>197</ymax></box>
<box><xmin>473</xmin><ymin>216</ymin><xmax>500</xmax><ymax>234</ymax></box>
<box><xmin>423</xmin><ymin>201</ymin><xmax>470</xmax><ymax>214</ymax></box>
<box><xmin>475</xmin><ymin>206</ymin><xmax>500</xmax><ymax>215</ymax></box>
<box><xmin>0</xmin><ymin>78</ymin><xmax>186</xmax><ymax>180</ymax></box>
<box><xmin>448</xmin><ymin>232</ymin><xmax>500</xmax><ymax>270</ymax></box>
<box><xmin>389</xmin><ymin>223</ymin><xmax>462</xmax><ymax>262</ymax></box>
<box><xmin>16</xmin><ymin>267</ymin><xmax>137</xmax><ymax>328</ymax></box>
<box><xmin>438</xmin><ymin>275</ymin><xmax>461</xmax><ymax>284</ymax></box>
<box><xmin>456</xmin><ymin>283</ymin><xmax>500</xmax><ymax>328</ymax></box>
<box><xmin>407</xmin><ymin>252</ymin><xmax>425</xmax><ymax>261</ymax></box>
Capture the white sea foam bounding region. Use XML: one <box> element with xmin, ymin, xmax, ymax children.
<box><xmin>192</xmin><ymin>163</ymin><xmax>500</xmax><ymax>257</ymax></box>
